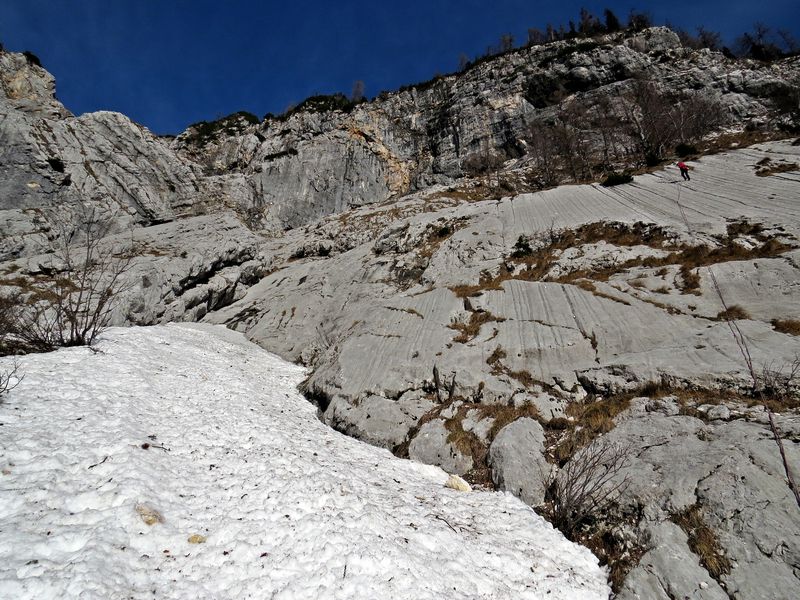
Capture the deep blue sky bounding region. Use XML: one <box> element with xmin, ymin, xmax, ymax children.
<box><xmin>1</xmin><ymin>1</ymin><xmax>798</xmax><ymax>135</ymax></box>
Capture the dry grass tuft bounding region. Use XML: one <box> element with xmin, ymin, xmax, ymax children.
<box><xmin>440</xmin><ymin>399</ymin><xmax>542</xmax><ymax>485</ymax></box>
<box><xmin>671</xmin><ymin>505</ymin><xmax>731</xmax><ymax>579</ymax></box>
<box><xmin>716</xmin><ymin>305</ymin><xmax>751</xmax><ymax>321</ymax></box>
<box><xmin>583</xmin><ymin>526</ymin><xmax>647</xmax><ymax>592</ymax></box>
<box><xmin>481</xmin><ymin>403</ymin><xmax>541</xmax><ymax>440</ymax></box>
<box><xmin>677</xmin><ymin>265</ymin><xmax>702</xmax><ymax>294</ymax></box>
<box><xmin>485</xmin><ymin>344</ymin><xmax>562</xmax><ymax>394</ymax></box>
<box><xmin>449</xmin><ymin>310</ymin><xmax>505</xmax><ymax>343</ymax></box>
<box><xmin>755</xmin><ymin>160</ymin><xmax>799</xmax><ymax>177</ymax></box>
<box><xmin>772</xmin><ymin>319</ymin><xmax>800</xmax><ymax>336</ymax></box>
<box><xmin>418</xmin><ymin>219</ymin><xmax>470</xmax><ymax>259</ymax></box>
<box><xmin>548</xmin><ymin>394</ymin><xmax>633</xmax><ymax>464</ymax></box>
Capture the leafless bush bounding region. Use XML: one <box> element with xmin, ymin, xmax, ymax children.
<box><xmin>542</xmin><ymin>438</ymin><xmax>630</xmax><ymax>535</ymax></box>
<box><xmin>526</xmin><ymin>125</ymin><xmax>561</xmax><ymax>187</ymax></box>
<box><xmin>0</xmin><ymin>359</ymin><xmax>22</xmax><ymax>398</ymax></box>
<box><xmin>621</xmin><ymin>79</ymin><xmax>725</xmax><ymax>165</ymax></box>
<box><xmin>759</xmin><ymin>357</ymin><xmax>800</xmax><ymax>403</ymax></box>
<box><xmin>462</xmin><ymin>148</ymin><xmax>506</xmax><ymax>179</ymax></box>
<box><xmin>3</xmin><ymin>208</ymin><xmax>133</xmax><ymax>351</ymax></box>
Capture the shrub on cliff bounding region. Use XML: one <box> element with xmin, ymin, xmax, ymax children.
<box><xmin>1</xmin><ymin>209</ymin><xmax>133</xmax><ymax>353</ymax></box>
<box><xmin>601</xmin><ymin>172</ymin><xmax>633</xmax><ymax>186</ymax></box>
<box><xmin>22</xmin><ymin>51</ymin><xmax>42</xmax><ymax>68</ymax></box>
<box><xmin>186</xmin><ymin>111</ymin><xmax>260</xmax><ymax>146</ymax></box>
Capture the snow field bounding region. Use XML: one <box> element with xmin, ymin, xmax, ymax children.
<box><xmin>0</xmin><ymin>324</ymin><xmax>609</xmax><ymax>599</ymax></box>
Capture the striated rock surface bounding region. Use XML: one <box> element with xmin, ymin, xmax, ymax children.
<box><xmin>610</xmin><ymin>401</ymin><xmax>800</xmax><ymax>600</ymax></box>
<box><xmin>207</xmin><ymin>139</ymin><xmax>800</xmax><ymax>597</ymax></box>
<box><xmin>1</xmin><ymin>31</ymin><xmax>800</xmax><ymax>597</ymax></box>
<box><xmin>211</xmin><ymin>141</ymin><xmax>800</xmax><ymax>411</ymax></box>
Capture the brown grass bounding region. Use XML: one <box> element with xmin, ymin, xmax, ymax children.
<box><xmin>418</xmin><ymin>219</ymin><xmax>469</xmax><ymax>259</ymax></box>
<box><xmin>481</xmin><ymin>403</ymin><xmax>542</xmax><ymax>440</ymax></box>
<box><xmin>581</xmin><ymin>525</ymin><xmax>647</xmax><ymax>593</ymax></box>
<box><xmin>440</xmin><ymin>399</ymin><xmax>542</xmax><ymax>485</ymax></box>
<box><xmin>447</xmin><ymin>220</ymin><xmax>793</xmax><ymax>310</ymax></box>
<box><xmin>486</xmin><ymin>345</ymin><xmax>507</xmax><ymax>368</ymax></box>
<box><xmin>677</xmin><ymin>265</ymin><xmax>702</xmax><ymax>294</ymax></box>
<box><xmin>665</xmin><ymin>382</ymin><xmax>800</xmax><ymax>415</ymax></box>
<box><xmin>671</xmin><ymin>505</ymin><xmax>731</xmax><ymax>579</ymax></box>
<box><xmin>449</xmin><ymin>310</ymin><xmax>505</xmax><ymax>343</ymax></box>
<box><xmin>548</xmin><ymin>394</ymin><xmax>633</xmax><ymax>464</ymax></box>
<box><xmin>637</xmin><ymin>296</ymin><xmax>684</xmax><ymax>315</ymax></box>
<box><xmin>772</xmin><ymin>319</ymin><xmax>800</xmax><ymax>336</ymax></box>
<box><xmin>574</xmin><ymin>280</ymin><xmax>632</xmax><ymax>305</ymax></box>
<box><xmin>755</xmin><ymin>160</ymin><xmax>799</xmax><ymax>177</ymax></box>
<box><xmin>485</xmin><ymin>344</ymin><xmax>563</xmax><ymax>395</ymax></box>
<box><xmin>726</xmin><ymin>220</ymin><xmax>765</xmax><ymax>238</ymax></box>
<box><xmin>387</xmin><ymin>306</ymin><xmax>424</xmax><ymax>319</ymax></box>
<box><xmin>716</xmin><ymin>305</ymin><xmax>751</xmax><ymax>321</ymax></box>
<box><xmin>449</xmin><ymin>267</ymin><xmax>512</xmax><ymax>298</ymax></box>
<box><xmin>443</xmin><ymin>408</ymin><xmax>492</xmax><ymax>485</ymax></box>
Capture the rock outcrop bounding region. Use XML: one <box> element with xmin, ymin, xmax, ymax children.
<box><xmin>171</xmin><ymin>27</ymin><xmax>800</xmax><ymax>233</ymax></box>
<box><xmin>612</xmin><ymin>399</ymin><xmax>800</xmax><ymax>600</ymax></box>
<box><xmin>1</xmin><ymin>29</ymin><xmax>799</xmax><ymax>597</ymax></box>
<box><xmin>208</xmin><ymin>139</ymin><xmax>800</xmax><ymax>597</ymax></box>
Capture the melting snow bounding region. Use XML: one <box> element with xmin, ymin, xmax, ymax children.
<box><xmin>0</xmin><ymin>324</ymin><xmax>609</xmax><ymax>599</ymax></box>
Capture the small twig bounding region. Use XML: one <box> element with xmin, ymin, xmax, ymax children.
<box><xmin>0</xmin><ymin>359</ymin><xmax>23</xmax><ymax>396</ymax></box>
<box><xmin>140</xmin><ymin>442</ymin><xmax>170</xmax><ymax>452</ymax></box>
<box><xmin>433</xmin><ymin>364</ymin><xmax>442</xmax><ymax>403</ymax></box>
<box><xmin>767</xmin><ymin>411</ymin><xmax>800</xmax><ymax>508</ymax></box>
<box><xmin>447</xmin><ymin>372</ymin><xmax>457</xmax><ymax>403</ymax></box>
<box><xmin>430</xmin><ymin>513</ymin><xmax>458</xmax><ymax>533</ymax></box>
<box><xmin>88</xmin><ymin>455</ymin><xmax>108</xmax><ymax>469</ymax></box>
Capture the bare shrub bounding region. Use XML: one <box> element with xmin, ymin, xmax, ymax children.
<box><xmin>0</xmin><ymin>359</ymin><xmax>22</xmax><ymax>399</ymax></box>
<box><xmin>3</xmin><ymin>208</ymin><xmax>133</xmax><ymax>351</ymax></box>
<box><xmin>759</xmin><ymin>357</ymin><xmax>800</xmax><ymax>408</ymax></box>
<box><xmin>526</xmin><ymin>125</ymin><xmax>561</xmax><ymax>187</ymax></box>
<box><xmin>0</xmin><ymin>291</ymin><xmax>24</xmax><ymax>355</ymax></box>
<box><xmin>622</xmin><ymin>79</ymin><xmax>725</xmax><ymax>166</ymax></box>
<box><xmin>462</xmin><ymin>148</ymin><xmax>506</xmax><ymax>178</ymax></box>
<box><xmin>542</xmin><ymin>438</ymin><xmax>630</xmax><ymax>535</ymax></box>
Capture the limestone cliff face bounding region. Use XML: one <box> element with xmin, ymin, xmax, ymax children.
<box><xmin>0</xmin><ymin>55</ymin><xmax>208</xmax><ymax>260</ymax></box>
<box><xmin>2</xmin><ymin>27</ymin><xmax>798</xmax><ymax>256</ymax></box>
<box><xmin>172</xmin><ymin>27</ymin><xmax>799</xmax><ymax>230</ymax></box>
<box><xmin>2</xmin><ymin>30</ymin><xmax>800</xmax><ymax>597</ymax></box>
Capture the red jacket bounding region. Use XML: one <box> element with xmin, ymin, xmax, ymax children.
<box><xmin>677</xmin><ymin>162</ymin><xmax>688</xmax><ymax>170</ymax></box>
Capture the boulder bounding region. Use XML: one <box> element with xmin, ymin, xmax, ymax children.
<box><xmin>408</xmin><ymin>419</ymin><xmax>473</xmax><ymax>475</ymax></box>
<box><xmin>488</xmin><ymin>418</ymin><xmax>549</xmax><ymax>506</ymax></box>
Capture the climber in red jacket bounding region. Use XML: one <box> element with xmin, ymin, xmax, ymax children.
<box><xmin>677</xmin><ymin>161</ymin><xmax>691</xmax><ymax>181</ymax></box>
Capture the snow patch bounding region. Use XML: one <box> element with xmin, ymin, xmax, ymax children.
<box><xmin>0</xmin><ymin>324</ymin><xmax>608</xmax><ymax>599</ymax></box>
